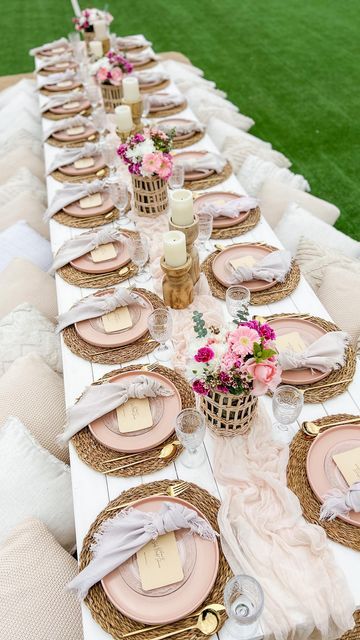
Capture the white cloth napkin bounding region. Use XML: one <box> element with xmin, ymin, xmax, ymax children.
<box><xmin>51</xmin><ymin>228</ymin><xmax>124</xmax><ymax>273</ymax></box>
<box><xmin>149</xmin><ymin>93</ymin><xmax>184</xmax><ymax>109</ymax></box>
<box><xmin>278</xmin><ymin>331</ymin><xmax>348</xmax><ymax>372</ymax></box>
<box><xmin>197</xmin><ymin>196</ymin><xmax>258</xmax><ymax>219</ymax></box>
<box><xmin>47</xmin><ymin>141</ymin><xmax>102</xmax><ymax>174</ymax></box>
<box><xmin>37</xmin><ymin>69</ymin><xmax>77</xmax><ymax>90</ymax></box>
<box><xmin>42</xmin><ymin>114</ymin><xmax>89</xmax><ymax>142</ymax></box>
<box><xmin>44</xmin><ymin>178</ymin><xmax>107</xmax><ymax>222</ymax></box>
<box><xmin>229</xmin><ymin>249</ymin><xmax>292</xmax><ymax>283</ymax></box>
<box><xmin>40</xmin><ymin>90</ymin><xmax>86</xmax><ymax>113</ymax></box>
<box><xmin>176</xmin><ymin>152</ymin><xmax>226</xmax><ymax>174</ymax></box>
<box><xmin>158</xmin><ymin>120</ymin><xmax>204</xmax><ymax>136</ymax></box>
<box><xmin>30</xmin><ymin>37</ymin><xmax>68</xmax><ymax>56</ymax></box>
<box><xmin>67</xmin><ymin>501</ymin><xmax>216</xmax><ymax>599</ymax></box>
<box><xmin>320</xmin><ymin>481</ymin><xmax>360</xmax><ymax>520</ymax></box>
<box><xmin>116</xmin><ymin>34</ymin><xmax>151</xmax><ymax>49</ymax></box>
<box><xmin>37</xmin><ymin>52</ymin><xmax>73</xmax><ymax>71</ymax></box>
<box><xmin>56</xmin><ymin>286</ymin><xmax>147</xmax><ymax>332</ymax></box>
<box><xmin>59</xmin><ymin>374</ymin><xmax>174</xmax><ymax>443</ymax></box>
<box><xmin>126</xmin><ymin>47</ymin><xmax>158</xmax><ymax>63</ymax></box>
<box><xmin>134</xmin><ymin>70</ymin><xmax>169</xmax><ymax>84</ymax></box>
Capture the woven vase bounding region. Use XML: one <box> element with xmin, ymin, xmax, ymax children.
<box><xmin>132</xmin><ymin>175</ymin><xmax>169</xmax><ymax>217</ymax></box>
<box><xmin>100</xmin><ymin>83</ymin><xmax>123</xmax><ymax>113</ymax></box>
<box><xmin>201</xmin><ymin>390</ymin><xmax>258</xmax><ymax>436</ymax></box>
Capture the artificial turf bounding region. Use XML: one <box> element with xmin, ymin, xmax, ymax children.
<box><xmin>2</xmin><ymin>0</ymin><xmax>359</xmax><ymax>239</ymax></box>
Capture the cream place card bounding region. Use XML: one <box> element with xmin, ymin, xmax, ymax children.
<box><xmin>79</xmin><ymin>193</ymin><xmax>102</xmax><ymax>209</ymax></box>
<box><xmin>66</xmin><ymin>126</ymin><xmax>85</xmax><ymax>136</ymax></box>
<box><xmin>102</xmin><ymin>306</ymin><xmax>132</xmax><ymax>332</ymax></box>
<box><xmin>74</xmin><ymin>157</ymin><xmax>95</xmax><ymax>169</ymax></box>
<box><xmin>57</xmin><ymin>80</ymin><xmax>73</xmax><ymax>88</ymax></box>
<box><xmin>333</xmin><ymin>446</ymin><xmax>360</xmax><ymax>486</ymax></box>
<box><xmin>276</xmin><ymin>332</ymin><xmax>306</xmax><ymax>354</ymax></box>
<box><xmin>52</xmin><ymin>47</ymin><xmax>66</xmax><ymax>54</ymax></box>
<box><xmin>137</xmin><ymin>532</ymin><xmax>184</xmax><ymax>591</ymax></box>
<box><xmin>116</xmin><ymin>397</ymin><xmax>153</xmax><ymax>433</ymax></box>
<box><xmin>91</xmin><ymin>242</ymin><xmax>117</xmax><ymax>263</ymax></box>
<box><xmin>230</xmin><ymin>255</ymin><xmax>256</xmax><ymax>270</ymax></box>
<box><xmin>63</xmin><ymin>101</ymin><xmax>81</xmax><ymax>110</ymax></box>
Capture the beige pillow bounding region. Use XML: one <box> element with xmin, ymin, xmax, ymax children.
<box><xmin>317</xmin><ymin>266</ymin><xmax>360</xmax><ymax>347</ymax></box>
<box><xmin>0</xmin><ymin>191</ymin><xmax>49</xmax><ymax>239</ymax></box>
<box><xmin>0</xmin><ymin>353</ymin><xmax>68</xmax><ymax>464</ymax></box>
<box><xmin>0</xmin><ymin>148</ymin><xmax>45</xmax><ymax>184</ymax></box>
<box><xmin>259</xmin><ymin>178</ymin><xmax>340</xmax><ymax>228</ymax></box>
<box><xmin>0</xmin><ymin>518</ymin><xmax>82</xmax><ymax>640</ymax></box>
<box><xmin>0</xmin><ymin>258</ymin><xmax>57</xmax><ymax>321</ymax></box>
<box><xmin>223</xmin><ymin>137</ymin><xmax>290</xmax><ymax>172</ymax></box>
<box><xmin>296</xmin><ymin>237</ymin><xmax>360</xmax><ymax>291</ymax></box>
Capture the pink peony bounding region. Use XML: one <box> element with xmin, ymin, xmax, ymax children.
<box><xmin>96</xmin><ymin>67</ymin><xmax>108</xmax><ymax>83</ymax></box>
<box><xmin>110</xmin><ymin>67</ymin><xmax>123</xmax><ymax>85</ymax></box>
<box><xmin>244</xmin><ymin>359</ymin><xmax>282</xmax><ymax>396</ymax></box>
<box><xmin>142</xmin><ymin>152</ymin><xmax>162</xmax><ymax>174</ymax></box>
<box><xmin>157</xmin><ymin>154</ymin><xmax>173</xmax><ymax>180</ymax></box>
<box><xmin>228</xmin><ymin>325</ymin><xmax>259</xmax><ymax>357</ymax></box>
<box><xmin>194</xmin><ymin>347</ymin><xmax>214</xmax><ymax>363</ymax></box>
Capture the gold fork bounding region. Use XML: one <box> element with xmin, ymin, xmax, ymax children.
<box><xmin>101</xmin><ymin>440</ymin><xmax>181</xmax><ymax>466</ymax></box>
<box><xmin>106</xmin><ymin>481</ymin><xmax>189</xmax><ymax>512</ymax></box>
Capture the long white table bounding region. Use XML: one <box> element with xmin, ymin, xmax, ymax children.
<box><xmin>36</xmin><ymin>51</ymin><xmax>360</xmax><ymax>640</ymax></box>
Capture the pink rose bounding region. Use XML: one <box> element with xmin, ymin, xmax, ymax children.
<box><xmin>244</xmin><ymin>359</ymin><xmax>282</xmax><ymax>396</ymax></box>
<box><xmin>110</xmin><ymin>67</ymin><xmax>123</xmax><ymax>85</ymax></box>
<box><xmin>142</xmin><ymin>152</ymin><xmax>162</xmax><ymax>175</ymax></box>
<box><xmin>96</xmin><ymin>67</ymin><xmax>108</xmax><ymax>84</ymax></box>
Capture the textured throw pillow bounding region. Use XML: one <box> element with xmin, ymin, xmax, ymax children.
<box><xmin>0</xmin><ymin>107</ymin><xmax>41</xmax><ymax>139</ymax></box>
<box><xmin>0</xmin><ymin>167</ymin><xmax>46</xmax><ymax>206</ymax></box>
<box><xmin>0</xmin><ymin>518</ymin><xmax>82</xmax><ymax>640</ymax></box>
<box><xmin>0</xmin><ymin>258</ymin><xmax>57</xmax><ymax>321</ymax></box>
<box><xmin>237</xmin><ymin>155</ymin><xmax>310</xmax><ymax>196</ymax></box>
<box><xmin>0</xmin><ymin>417</ymin><xmax>75</xmax><ymax>551</ymax></box>
<box><xmin>274</xmin><ymin>203</ymin><xmax>360</xmax><ymax>257</ymax></box>
<box><xmin>0</xmin><ymin>303</ymin><xmax>62</xmax><ymax>375</ymax></box>
<box><xmin>0</xmin><ymin>92</ymin><xmax>41</xmax><ymax>125</ymax></box>
<box><xmin>0</xmin><ymin>353</ymin><xmax>67</xmax><ymax>463</ymax></box>
<box><xmin>295</xmin><ymin>237</ymin><xmax>360</xmax><ymax>291</ymax></box>
<box><xmin>0</xmin><ymin>78</ymin><xmax>36</xmax><ymax>108</ymax></box>
<box><xmin>0</xmin><ymin>148</ymin><xmax>45</xmax><ymax>184</ymax></box>
<box><xmin>0</xmin><ymin>220</ymin><xmax>52</xmax><ymax>273</ymax></box>
<box><xmin>185</xmin><ymin>87</ymin><xmax>254</xmax><ymax>131</ymax></box>
<box><xmin>317</xmin><ymin>266</ymin><xmax>360</xmax><ymax>347</ymax></box>
<box><xmin>0</xmin><ymin>128</ymin><xmax>43</xmax><ymax>159</ymax></box>
<box><xmin>223</xmin><ymin>137</ymin><xmax>290</xmax><ymax>172</ymax></box>
<box><xmin>259</xmin><ymin>178</ymin><xmax>340</xmax><ymax>228</ymax></box>
<box><xmin>0</xmin><ymin>191</ymin><xmax>49</xmax><ymax>239</ymax></box>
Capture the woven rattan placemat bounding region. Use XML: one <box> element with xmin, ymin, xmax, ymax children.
<box><xmin>46</xmin><ymin>131</ymin><xmax>100</xmax><ymax>148</ymax></box>
<box><xmin>148</xmin><ymin>99</ymin><xmax>188</xmax><ymax>119</ymax></box>
<box><xmin>53</xmin><ymin>207</ymin><xmax>119</xmax><ymax>228</ymax></box>
<box><xmin>210</xmin><ymin>207</ymin><xmax>261</xmax><ymax>239</ymax></box>
<box><xmin>173</xmin><ymin>129</ymin><xmax>205</xmax><ymax>149</ymax></box>
<box><xmin>42</xmin><ymin>106</ymin><xmax>92</xmax><ymax>120</ymax></box>
<box><xmin>51</xmin><ymin>166</ymin><xmax>109</xmax><ymax>183</ymax></box>
<box><xmin>140</xmin><ymin>78</ymin><xmax>170</xmax><ymax>94</ymax></box>
<box><xmin>184</xmin><ymin>161</ymin><xmax>233</xmax><ymax>191</ymax></box>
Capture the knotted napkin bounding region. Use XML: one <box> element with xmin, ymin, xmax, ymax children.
<box><xmin>197</xmin><ymin>196</ymin><xmax>258</xmax><ymax>219</ymax></box>
<box><xmin>44</xmin><ymin>178</ymin><xmax>107</xmax><ymax>222</ymax></box>
<box><xmin>37</xmin><ymin>52</ymin><xmax>73</xmax><ymax>71</ymax></box>
<box><xmin>56</xmin><ymin>286</ymin><xmax>147</xmax><ymax>332</ymax></box>
<box><xmin>59</xmin><ymin>375</ymin><xmax>174</xmax><ymax>443</ymax></box>
<box><xmin>30</xmin><ymin>37</ymin><xmax>68</xmax><ymax>56</ymax></box>
<box><xmin>176</xmin><ymin>152</ymin><xmax>226</xmax><ymax>174</ymax></box>
<box><xmin>43</xmin><ymin>114</ymin><xmax>89</xmax><ymax>142</ymax></box>
<box><xmin>158</xmin><ymin>120</ymin><xmax>205</xmax><ymax>136</ymax></box>
<box><xmin>47</xmin><ymin>141</ymin><xmax>102</xmax><ymax>174</ymax></box>
<box><xmin>50</xmin><ymin>227</ymin><xmax>124</xmax><ymax>273</ymax></box>
<box><xmin>320</xmin><ymin>481</ymin><xmax>360</xmax><ymax>520</ymax></box>
<box><xmin>126</xmin><ymin>47</ymin><xmax>158</xmax><ymax>63</ymax></box>
<box><xmin>67</xmin><ymin>501</ymin><xmax>216</xmax><ymax>599</ymax></box>
<box><xmin>149</xmin><ymin>93</ymin><xmax>184</xmax><ymax>109</ymax></box>
<box><xmin>40</xmin><ymin>90</ymin><xmax>86</xmax><ymax>113</ymax></box>
<box><xmin>278</xmin><ymin>331</ymin><xmax>348</xmax><ymax>372</ymax></box>
<box><xmin>116</xmin><ymin>34</ymin><xmax>151</xmax><ymax>49</ymax></box>
<box><xmin>37</xmin><ymin>69</ymin><xmax>77</xmax><ymax>90</ymax></box>
<box><xmin>229</xmin><ymin>249</ymin><xmax>292</xmax><ymax>283</ymax></box>
<box><xmin>134</xmin><ymin>70</ymin><xmax>169</xmax><ymax>85</ymax></box>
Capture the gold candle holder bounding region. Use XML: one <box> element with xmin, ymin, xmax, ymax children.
<box><xmin>115</xmin><ymin>127</ymin><xmax>135</xmax><ymax>143</ymax></box>
<box><xmin>101</xmin><ymin>37</ymin><xmax>111</xmax><ymax>54</ymax></box>
<box><xmin>169</xmin><ymin>215</ymin><xmax>200</xmax><ymax>285</ymax></box>
<box><xmin>160</xmin><ymin>254</ymin><xmax>194</xmax><ymax>310</ymax></box>
<box><xmin>121</xmin><ymin>97</ymin><xmax>143</xmax><ymax>132</ymax></box>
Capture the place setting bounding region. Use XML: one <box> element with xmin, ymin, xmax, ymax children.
<box><xmin>116</xmin><ymin>34</ymin><xmax>152</xmax><ymax>52</ymax></box>
<box><xmin>47</xmin><ymin>141</ymin><xmax>109</xmax><ymax>183</ymax></box>
<box><xmin>146</xmin><ymin>91</ymin><xmax>187</xmax><ymax>118</ymax></box>
<box><xmin>43</xmin><ymin>113</ymin><xmax>98</xmax><ymax>148</ymax></box>
<box><xmin>157</xmin><ymin>117</ymin><xmax>205</xmax><ymax>148</ymax></box>
<box><xmin>194</xmin><ymin>191</ymin><xmax>261</xmax><ymax>238</ymax></box>
<box><xmin>202</xmin><ymin>242</ymin><xmax>301</xmax><ymax>304</ymax></box>
<box><xmin>41</xmin><ymin>90</ymin><xmax>92</xmax><ymax>120</ymax></box>
<box><xmin>36</xmin><ymin>52</ymin><xmax>77</xmax><ymax>76</ymax></box>
<box><xmin>134</xmin><ymin>69</ymin><xmax>170</xmax><ymax>93</ymax></box>
<box><xmin>37</xmin><ymin>69</ymin><xmax>83</xmax><ymax>95</ymax></box>
<box><xmin>30</xmin><ymin>36</ymin><xmax>70</xmax><ymax>58</ymax></box>
<box><xmin>172</xmin><ymin>150</ymin><xmax>233</xmax><ymax>190</ymax></box>
<box><xmin>124</xmin><ymin>47</ymin><xmax>159</xmax><ymax>70</ymax></box>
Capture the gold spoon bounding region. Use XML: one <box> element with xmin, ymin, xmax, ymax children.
<box><xmin>105</xmin><ymin>441</ymin><xmax>180</xmax><ymax>473</ymax></box>
<box><xmin>302</xmin><ymin>416</ymin><xmax>360</xmax><ymax>437</ymax></box>
<box><xmin>96</xmin><ymin>169</ymin><xmax>106</xmax><ymax>177</ymax></box>
<box><xmin>79</xmin><ymin>265</ymin><xmax>135</xmax><ymax>285</ymax></box>
<box><xmin>121</xmin><ymin>605</ymin><xmax>225</xmax><ymax>638</ymax></box>
<box><xmin>102</xmin><ymin>440</ymin><xmax>181</xmax><ymax>466</ymax></box>
<box><xmin>145</xmin><ymin>609</ymin><xmax>221</xmax><ymax>640</ymax></box>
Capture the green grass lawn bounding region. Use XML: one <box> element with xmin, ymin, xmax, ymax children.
<box><xmin>2</xmin><ymin>0</ymin><xmax>359</xmax><ymax>239</ymax></box>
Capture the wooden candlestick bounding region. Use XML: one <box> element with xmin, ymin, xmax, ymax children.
<box><xmin>160</xmin><ymin>254</ymin><xmax>194</xmax><ymax>309</ymax></box>
<box><xmin>169</xmin><ymin>215</ymin><xmax>200</xmax><ymax>285</ymax></box>
<box><xmin>121</xmin><ymin>98</ymin><xmax>143</xmax><ymax>132</ymax></box>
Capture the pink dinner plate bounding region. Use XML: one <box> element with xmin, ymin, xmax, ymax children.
<box><xmin>59</xmin><ymin>154</ymin><xmax>106</xmax><ymax>177</ymax></box>
<box><xmin>70</xmin><ymin>235</ymin><xmax>130</xmax><ymax>273</ymax></box>
<box><xmin>306</xmin><ymin>425</ymin><xmax>360</xmax><ymax>527</ymax></box>
<box><xmin>42</xmin><ymin>61</ymin><xmax>77</xmax><ymax>73</ymax></box>
<box><xmin>39</xmin><ymin>46</ymin><xmax>69</xmax><ymax>57</ymax></box>
<box><xmin>75</xmin><ymin>289</ymin><xmax>153</xmax><ymax>347</ymax></box>
<box><xmin>102</xmin><ymin>494</ymin><xmax>219</xmax><ymax>624</ymax></box>
<box><xmin>44</xmin><ymin>80</ymin><xmax>82</xmax><ymax>92</ymax></box>
<box><xmin>174</xmin><ymin>151</ymin><xmax>214</xmax><ymax>181</ymax></box>
<box><xmin>160</xmin><ymin>118</ymin><xmax>196</xmax><ymax>141</ymax></box>
<box><xmin>131</xmin><ymin>56</ymin><xmax>153</xmax><ymax>67</ymax></box>
<box><xmin>150</xmin><ymin>92</ymin><xmax>185</xmax><ymax>113</ymax></box>
<box><xmin>63</xmin><ymin>192</ymin><xmax>115</xmax><ymax>218</ymax></box>
<box><xmin>89</xmin><ymin>370</ymin><xmax>182</xmax><ymax>452</ymax></box>
<box><xmin>268</xmin><ymin>317</ymin><xmax>331</xmax><ymax>384</ymax></box>
<box><xmin>50</xmin><ymin>99</ymin><xmax>91</xmax><ymax>115</ymax></box>
<box><xmin>52</xmin><ymin>124</ymin><xmax>97</xmax><ymax>143</ymax></box>
<box><xmin>212</xmin><ymin>243</ymin><xmax>278</xmax><ymax>291</ymax></box>
<box><xmin>194</xmin><ymin>192</ymin><xmax>251</xmax><ymax>229</ymax></box>
<box><xmin>139</xmin><ymin>77</ymin><xmax>165</xmax><ymax>90</ymax></box>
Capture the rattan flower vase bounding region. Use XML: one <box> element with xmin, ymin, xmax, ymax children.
<box><xmin>201</xmin><ymin>390</ymin><xmax>258</xmax><ymax>436</ymax></box>
<box><xmin>101</xmin><ymin>83</ymin><xmax>123</xmax><ymax>113</ymax></box>
<box><xmin>132</xmin><ymin>175</ymin><xmax>169</xmax><ymax>217</ymax></box>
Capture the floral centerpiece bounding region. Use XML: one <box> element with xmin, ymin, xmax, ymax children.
<box><xmin>73</xmin><ymin>8</ymin><xmax>113</xmax><ymax>32</ymax></box>
<box><xmin>93</xmin><ymin>50</ymin><xmax>133</xmax><ymax>86</ymax></box>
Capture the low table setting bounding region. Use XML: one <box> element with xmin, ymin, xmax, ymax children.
<box><xmin>157</xmin><ymin>118</ymin><xmax>205</xmax><ymax>148</ymax></box>
<box><xmin>193</xmin><ymin>191</ymin><xmax>261</xmax><ymax>238</ymax></box>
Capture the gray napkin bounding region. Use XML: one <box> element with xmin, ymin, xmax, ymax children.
<box><xmin>37</xmin><ymin>69</ymin><xmax>77</xmax><ymax>90</ymax></box>
<box><xmin>44</xmin><ymin>178</ymin><xmax>107</xmax><ymax>222</ymax></box>
<box><xmin>278</xmin><ymin>331</ymin><xmax>348</xmax><ymax>372</ymax></box>
<box><xmin>30</xmin><ymin>37</ymin><xmax>68</xmax><ymax>56</ymax></box>
<box><xmin>43</xmin><ymin>114</ymin><xmax>89</xmax><ymax>142</ymax></box>
<box><xmin>229</xmin><ymin>249</ymin><xmax>292</xmax><ymax>283</ymax></box>
<box><xmin>47</xmin><ymin>142</ymin><xmax>102</xmax><ymax>174</ymax></box>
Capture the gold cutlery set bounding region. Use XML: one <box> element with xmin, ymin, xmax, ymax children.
<box><xmin>302</xmin><ymin>415</ymin><xmax>360</xmax><ymax>438</ymax></box>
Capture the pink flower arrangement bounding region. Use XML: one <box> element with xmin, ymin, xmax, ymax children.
<box><xmin>73</xmin><ymin>8</ymin><xmax>113</xmax><ymax>32</ymax></box>
<box><xmin>95</xmin><ymin>51</ymin><xmax>133</xmax><ymax>86</ymax></box>
<box><xmin>117</xmin><ymin>127</ymin><xmax>174</xmax><ymax>180</ymax></box>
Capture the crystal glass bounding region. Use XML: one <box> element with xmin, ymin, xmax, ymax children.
<box><xmin>86</xmin><ymin>83</ymin><xmax>102</xmax><ymax>110</ymax></box>
<box><xmin>73</xmin><ymin>41</ymin><xmax>86</xmax><ymax>64</ymax></box>
<box><xmin>226</xmin><ymin>285</ymin><xmax>251</xmax><ymax>322</ymax></box>
<box><xmin>175</xmin><ymin>409</ymin><xmax>206</xmax><ymax>468</ymax></box>
<box><xmin>197</xmin><ymin>212</ymin><xmax>213</xmax><ymax>251</ymax></box>
<box><xmin>147</xmin><ymin>308</ymin><xmax>173</xmax><ymax>362</ymax></box>
<box><xmin>78</xmin><ymin>61</ymin><xmax>90</xmax><ymax>84</ymax></box>
<box><xmin>68</xmin><ymin>32</ymin><xmax>81</xmax><ymax>45</ymax></box>
<box><xmin>101</xmin><ymin>140</ymin><xmax>119</xmax><ymax>182</ymax></box>
<box><xmin>92</xmin><ymin>108</ymin><xmax>107</xmax><ymax>141</ymax></box>
<box><xmin>142</xmin><ymin>94</ymin><xmax>151</xmax><ymax>119</ymax></box>
<box><xmin>168</xmin><ymin>164</ymin><xmax>184</xmax><ymax>190</ymax></box>
<box><xmin>224</xmin><ymin>575</ymin><xmax>264</xmax><ymax>639</ymax></box>
<box><xmin>128</xmin><ymin>235</ymin><xmax>151</xmax><ymax>282</ymax></box>
<box><xmin>108</xmin><ymin>183</ymin><xmax>130</xmax><ymax>226</ymax></box>
<box><xmin>272</xmin><ymin>385</ymin><xmax>304</xmax><ymax>436</ymax></box>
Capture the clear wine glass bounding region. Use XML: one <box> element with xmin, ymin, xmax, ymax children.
<box><xmin>147</xmin><ymin>308</ymin><xmax>173</xmax><ymax>362</ymax></box>
<box><xmin>226</xmin><ymin>285</ymin><xmax>251</xmax><ymax>323</ymax></box>
<box><xmin>272</xmin><ymin>385</ymin><xmax>304</xmax><ymax>438</ymax></box>
<box><xmin>91</xmin><ymin>108</ymin><xmax>107</xmax><ymax>142</ymax></box>
<box><xmin>142</xmin><ymin>94</ymin><xmax>151</xmax><ymax>124</ymax></box>
<box><xmin>175</xmin><ymin>409</ymin><xmax>206</xmax><ymax>468</ymax></box>
<box><xmin>108</xmin><ymin>183</ymin><xmax>130</xmax><ymax>226</ymax></box>
<box><xmin>101</xmin><ymin>140</ymin><xmax>119</xmax><ymax>182</ymax></box>
<box><xmin>168</xmin><ymin>164</ymin><xmax>185</xmax><ymax>190</ymax></box>
<box><xmin>128</xmin><ymin>235</ymin><xmax>151</xmax><ymax>282</ymax></box>
<box><xmin>197</xmin><ymin>212</ymin><xmax>213</xmax><ymax>251</ymax></box>
<box><xmin>68</xmin><ymin>32</ymin><xmax>81</xmax><ymax>45</ymax></box>
<box><xmin>224</xmin><ymin>575</ymin><xmax>264</xmax><ymax>639</ymax></box>
<box><xmin>86</xmin><ymin>83</ymin><xmax>102</xmax><ymax>110</ymax></box>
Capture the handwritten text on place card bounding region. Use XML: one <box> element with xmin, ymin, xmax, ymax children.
<box><xmin>136</xmin><ymin>531</ymin><xmax>184</xmax><ymax>591</ymax></box>
<box><xmin>79</xmin><ymin>193</ymin><xmax>102</xmax><ymax>209</ymax></box>
<box><xmin>276</xmin><ymin>332</ymin><xmax>307</xmax><ymax>354</ymax></box>
<box><xmin>102</xmin><ymin>306</ymin><xmax>132</xmax><ymax>332</ymax></box>
<box><xmin>333</xmin><ymin>446</ymin><xmax>360</xmax><ymax>486</ymax></box>
<box><xmin>230</xmin><ymin>255</ymin><xmax>256</xmax><ymax>269</ymax></box>
<box><xmin>116</xmin><ymin>397</ymin><xmax>153</xmax><ymax>433</ymax></box>
<box><xmin>91</xmin><ymin>242</ymin><xmax>117</xmax><ymax>263</ymax></box>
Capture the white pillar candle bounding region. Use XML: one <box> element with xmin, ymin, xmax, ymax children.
<box><xmin>94</xmin><ymin>20</ymin><xmax>108</xmax><ymax>40</ymax></box>
<box><xmin>169</xmin><ymin>189</ymin><xmax>194</xmax><ymax>226</ymax></box>
<box><xmin>89</xmin><ymin>40</ymin><xmax>103</xmax><ymax>59</ymax></box>
<box><xmin>163</xmin><ymin>231</ymin><xmax>187</xmax><ymax>268</ymax></box>
<box><xmin>115</xmin><ymin>105</ymin><xmax>133</xmax><ymax>132</ymax></box>
<box><xmin>122</xmin><ymin>76</ymin><xmax>140</xmax><ymax>102</ymax></box>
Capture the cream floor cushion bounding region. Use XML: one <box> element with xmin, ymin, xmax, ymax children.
<box><xmin>0</xmin><ymin>416</ymin><xmax>75</xmax><ymax>551</ymax></box>
<box><xmin>161</xmin><ymin>60</ymin><xmax>226</xmax><ymax>97</ymax></box>
<box><xmin>259</xmin><ymin>178</ymin><xmax>340</xmax><ymax>228</ymax></box>
<box><xmin>185</xmin><ymin>87</ymin><xmax>254</xmax><ymax>131</ymax></box>
<box><xmin>0</xmin><ymin>191</ymin><xmax>49</xmax><ymax>239</ymax></box>
<box><xmin>295</xmin><ymin>237</ymin><xmax>360</xmax><ymax>291</ymax></box>
<box><xmin>0</xmin><ymin>518</ymin><xmax>82</xmax><ymax>640</ymax></box>
<box><xmin>0</xmin><ymin>127</ymin><xmax>43</xmax><ymax>159</ymax></box>
<box><xmin>0</xmin><ymin>148</ymin><xmax>45</xmax><ymax>184</ymax></box>
<box><xmin>0</xmin><ymin>106</ymin><xmax>42</xmax><ymax>139</ymax></box>
<box><xmin>0</xmin><ymin>220</ymin><xmax>52</xmax><ymax>273</ymax></box>
<box><xmin>0</xmin><ymin>303</ymin><xmax>62</xmax><ymax>375</ymax></box>
<box><xmin>0</xmin><ymin>353</ymin><xmax>67</xmax><ymax>463</ymax></box>
<box><xmin>317</xmin><ymin>266</ymin><xmax>360</xmax><ymax>348</ymax></box>
<box><xmin>0</xmin><ymin>78</ymin><xmax>36</xmax><ymax>108</ymax></box>
<box><xmin>274</xmin><ymin>203</ymin><xmax>360</xmax><ymax>257</ymax></box>
<box><xmin>0</xmin><ymin>92</ymin><xmax>41</xmax><ymax>125</ymax></box>
<box><xmin>237</xmin><ymin>155</ymin><xmax>310</xmax><ymax>196</ymax></box>
<box><xmin>0</xmin><ymin>257</ymin><xmax>57</xmax><ymax>323</ymax></box>
<box><xmin>0</xmin><ymin>167</ymin><xmax>46</xmax><ymax>206</ymax></box>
